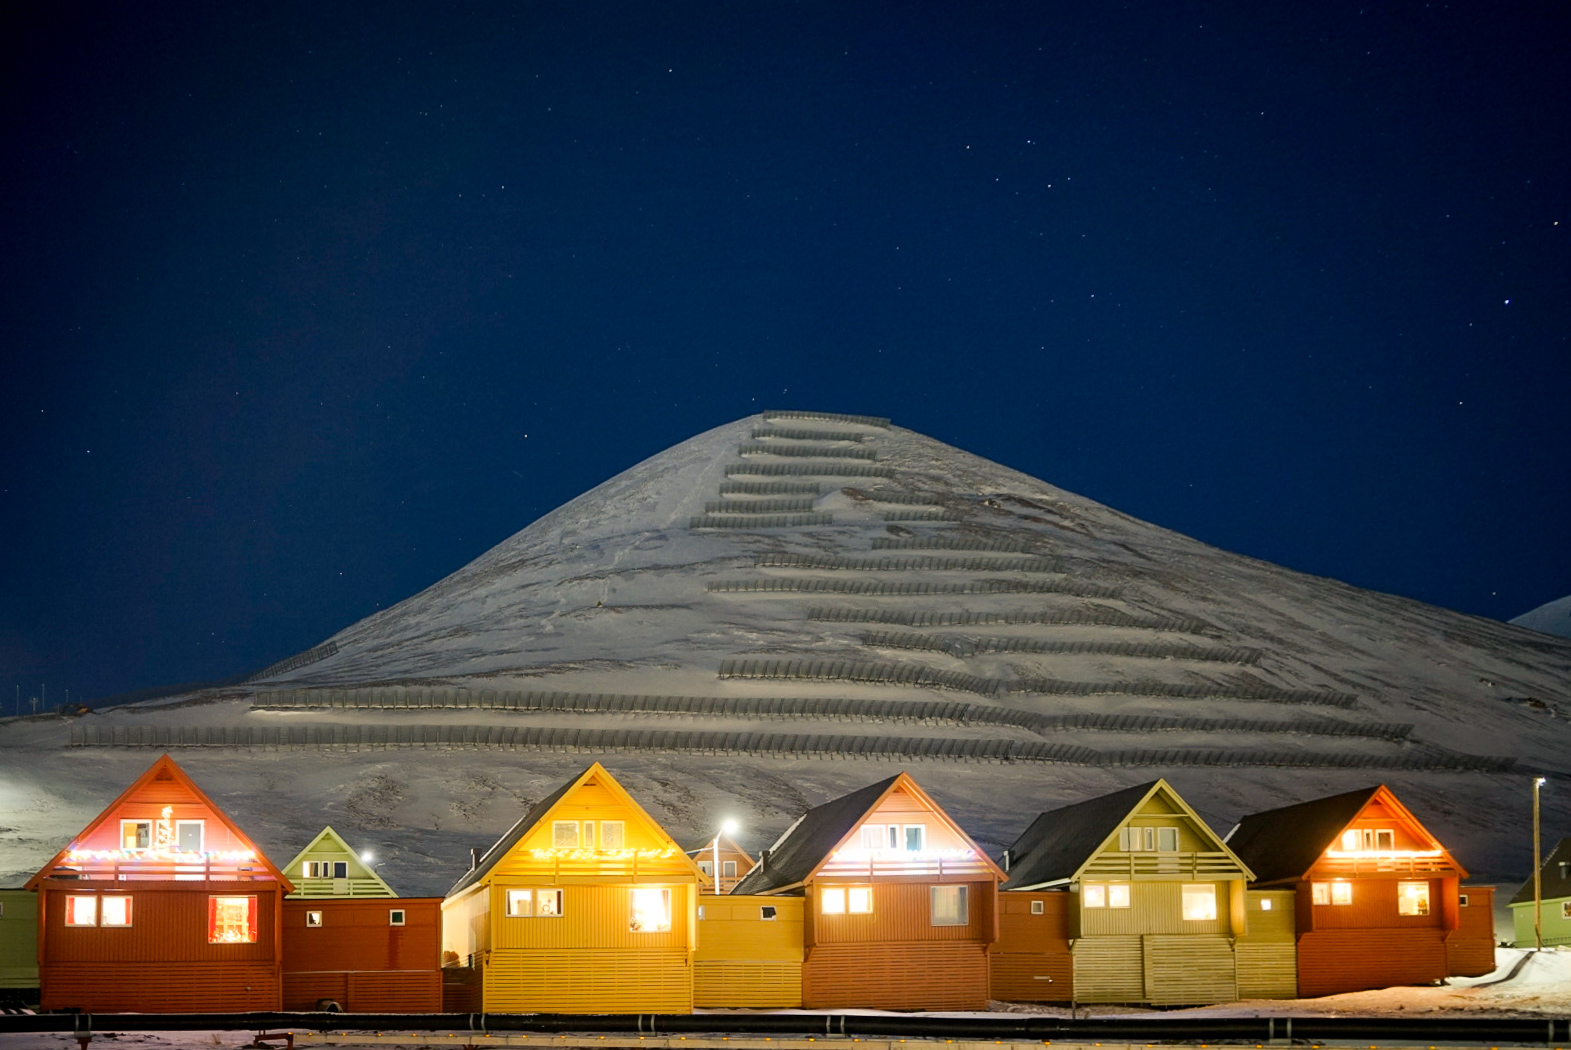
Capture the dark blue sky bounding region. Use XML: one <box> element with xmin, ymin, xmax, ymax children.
<box><xmin>3</xmin><ymin>1</ymin><xmax>1567</xmax><ymax>705</ymax></box>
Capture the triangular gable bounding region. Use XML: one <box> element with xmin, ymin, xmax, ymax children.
<box><xmin>281</xmin><ymin>826</ymin><xmax>396</xmax><ymax>897</ymax></box>
<box><xmin>25</xmin><ymin>753</ymin><xmax>293</xmax><ymax>891</ymax></box>
<box><xmin>1510</xmin><ymin>836</ymin><xmax>1571</xmax><ymax>905</ymax></box>
<box><xmin>447</xmin><ymin>762</ymin><xmax>705</xmax><ymax>898</ymax></box>
<box><xmin>1002</xmin><ymin>778</ymin><xmax>1252</xmax><ymax>891</ymax></box>
<box><xmin>732</xmin><ymin>772</ymin><xmax>1004</xmax><ymax>895</ymax></box>
<box><xmin>1228</xmin><ymin>784</ymin><xmax>1467</xmax><ymax>886</ymax></box>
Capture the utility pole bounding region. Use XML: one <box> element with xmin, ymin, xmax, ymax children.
<box><xmin>1534</xmin><ymin>776</ymin><xmax>1546</xmax><ymax>951</ymax></box>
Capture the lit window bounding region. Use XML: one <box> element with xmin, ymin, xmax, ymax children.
<box><xmin>1260</xmin><ymin>898</ymin><xmax>1273</xmax><ymax>911</ymax></box>
<box><xmin>1397</xmin><ymin>881</ymin><xmax>1430</xmax><ymax>916</ymax></box>
<box><xmin>208</xmin><ymin>896</ymin><xmax>257</xmax><ymax>944</ymax></box>
<box><xmin>1108</xmin><ymin>883</ymin><xmax>1131</xmax><ymax>908</ymax></box>
<box><xmin>760</xmin><ymin>905</ymin><xmax>777</xmax><ymax>920</ymax></box>
<box><xmin>1312</xmin><ymin>882</ymin><xmax>1329</xmax><ymax>905</ymax></box>
<box><xmin>930</xmin><ymin>885</ymin><xmax>969</xmax><ymax>926</ymax></box>
<box><xmin>1562</xmin><ymin>901</ymin><xmax>1571</xmax><ymax>920</ymax></box>
<box><xmin>722</xmin><ymin>860</ymin><xmax>738</xmax><ymax>878</ymax></box>
<box><xmin>176</xmin><ymin>821</ymin><xmax>203</xmax><ymax>852</ymax></box>
<box><xmin>821</xmin><ymin>887</ymin><xmax>846</xmax><ymax>914</ymax></box>
<box><xmin>600</xmin><ymin>821</ymin><xmax>625</xmax><ymax>849</ymax></box>
<box><xmin>904</xmin><ymin>825</ymin><xmax>926</xmax><ymax>851</ymax></box>
<box><xmin>848</xmin><ymin>885</ymin><xmax>873</xmax><ymax>914</ymax></box>
<box><xmin>1375</xmin><ymin>829</ymin><xmax>1394</xmax><ymax>849</ymax></box>
<box><xmin>1030</xmin><ymin>899</ymin><xmax>1044</xmax><ymax>915</ymax></box>
<box><xmin>552</xmin><ymin>821</ymin><xmax>580</xmax><ymax>848</ymax></box>
<box><xmin>534</xmin><ymin>889</ymin><xmax>563</xmax><ymax>916</ymax></box>
<box><xmin>1331</xmin><ymin>882</ymin><xmax>1353</xmax><ymax>905</ymax></box>
<box><xmin>65</xmin><ymin>896</ymin><xmax>97</xmax><ymax>926</ymax></box>
<box><xmin>1181</xmin><ymin>884</ymin><xmax>1217</xmax><ymax>921</ymax></box>
<box><xmin>121</xmin><ymin>821</ymin><xmax>152</xmax><ymax>850</ymax></box>
<box><xmin>304</xmin><ymin>861</ymin><xmax>348</xmax><ymax>878</ymax></box>
<box><xmin>1341</xmin><ymin>829</ymin><xmax>1360</xmax><ymax>852</ymax></box>
<box><xmin>630</xmin><ymin>888</ymin><xmax>671</xmax><ymax>932</ymax></box>
<box><xmin>860</xmin><ymin>824</ymin><xmax>897</xmax><ymax>849</ymax></box>
<box><xmin>390</xmin><ymin>909</ymin><xmax>406</xmax><ymax>926</ymax></box>
<box><xmin>1083</xmin><ymin>884</ymin><xmax>1106</xmax><ymax>908</ymax></box>
<box><xmin>100</xmin><ymin>896</ymin><xmax>132</xmax><ymax>927</ymax></box>
<box><xmin>306</xmin><ymin>911</ymin><xmax>323</xmax><ymax>927</ymax></box>
<box><xmin>1158</xmin><ymin>827</ymin><xmax>1179</xmax><ymax>852</ymax></box>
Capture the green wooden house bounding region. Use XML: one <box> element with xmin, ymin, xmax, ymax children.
<box><xmin>0</xmin><ymin>889</ymin><xmax>39</xmax><ymax>1000</ymax></box>
<box><xmin>1511</xmin><ymin>835</ymin><xmax>1571</xmax><ymax>948</ymax></box>
<box><xmin>282</xmin><ymin>826</ymin><xmax>397</xmax><ymax>898</ymax></box>
<box><xmin>998</xmin><ymin>779</ymin><xmax>1267</xmax><ymax>1006</ymax></box>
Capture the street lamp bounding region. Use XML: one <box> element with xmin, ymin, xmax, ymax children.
<box><xmin>713</xmin><ymin>818</ymin><xmax>739</xmax><ymax>895</ymax></box>
<box><xmin>1534</xmin><ymin>776</ymin><xmax>1547</xmax><ymax>951</ymax></box>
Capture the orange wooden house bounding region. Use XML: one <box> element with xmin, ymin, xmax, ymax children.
<box><xmin>731</xmin><ymin>771</ymin><xmax>1005</xmax><ymax>1010</ymax></box>
<box><xmin>442</xmin><ymin>762</ymin><xmax>705</xmax><ymax>1013</ymax></box>
<box><xmin>25</xmin><ymin>754</ymin><xmax>292</xmax><ymax>1012</ymax></box>
<box><xmin>1226</xmin><ymin>784</ymin><xmax>1495</xmax><ymax>997</ymax></box>
<box><xmin>279</xmin><ymin>827</ymin><xmax>443</xmax><ymax>1012</ymax></box>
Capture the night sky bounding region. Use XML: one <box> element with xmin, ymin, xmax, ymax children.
<box><xmin>3</xmin><ymin>1</ymin><xmax>1567</xmax><ymax>707</ymax></box>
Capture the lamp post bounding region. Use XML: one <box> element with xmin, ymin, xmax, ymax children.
<box><xmin>1534</xmin><ymin>776</ymin><xmax>1547</xmax><ymax>951</ymax></box>
<box><xmin>713</xmin><ymin>819</ymin><xmax>739</xmax><ymax>895</ymax></box>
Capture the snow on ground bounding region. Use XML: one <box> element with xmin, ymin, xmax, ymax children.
<box><xmin>1513</xmin><ymin>594</ymin><xmax>1571</xmax><ymax>640</ymax></box>
<box><xmin>3</xmin><ymin>951</ymin><xmax>1569</xmax><ymax>1049</ymax></box>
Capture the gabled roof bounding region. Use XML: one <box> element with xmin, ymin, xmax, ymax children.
<box><xmin>1226</xmin><ymin>784</ymin><xmax>1466</xmax><ymax>885</ymax></box>
<box><xmin>446</xmin><ymin>761</ymin><xmax>704</xmax><ymax>898</ymax></box>
<box><xmin>731</xmin><ymin>771</ymin><xmax>1004</xmax><ymax>895</ymax></box>
<box><xmin>684</xmin><ymin>833</ymin><xmax>754</xmax><ymax>865</ymax></box>
<box><xmin>1509</xmin><ymin>836</ymin><xmax>1571</xmax><ymax>905</ymax></box>
<box><xmin>1000</xmin><ymin>779</ymin><xmax>1247</xmax><ymax>890</ymax></box>
<box><xmin>281</xmin><ymin>826</ymin><xmax>396</xmax><ymax>896</ymax></box>
<box><xmin>25</xmin><ymin>753</ymin><xmax>293</xmax><ymax>891</ymax></box>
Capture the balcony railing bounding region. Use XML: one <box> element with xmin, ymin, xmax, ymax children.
<box><xmin>1313</xmin><ymin>853</ymin><xmax>1457</xmax><ymax>877</ymax></box>
<box><xmin>1080</xmin><ymin>851</ymin><xmax>1247</xmax><ymax>880</ymax></box>
<box><xmin>39</xmin><ymin>854</ymin><xmax>275</xmax><ymax>882</ymax></box>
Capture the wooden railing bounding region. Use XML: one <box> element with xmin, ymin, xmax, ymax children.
<box><xmin>288</xmin><ymin>876</ymin><xmax>393</xmax><ymax>898</ymax></box>
<box><xmin>1312</xmin><ymin>854</ymin><xmax>1457</xmax><ymax>877</ymax></box>
<box><xmin>1080</xmin><ymin>851</ymin><xmax>1246</xmax><ymax>880</ymax></box>
<box><xmin>38</xmin><ymin>857</ymin><xmax>274</xmax><ymax>882</ymax></box>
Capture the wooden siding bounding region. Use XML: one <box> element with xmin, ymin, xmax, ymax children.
<box><xmin>802</xmin><ymin>942</ymin><xmax>989</xmax><ymax>1010</ymax></box>
<box><xmin>1236</xmin><ymin>943</ymin><xmax>1298</xmax><ymax>999</ymax></box>
<box><xmin>694</xmin><ymin>895</ymin><xmax>804</xmax><ymax>1007</ymax></box>
<box><xmin>485</xmin><ymin>948</ymin><xmax>693</xmax><ymax>1013</ymax></box>
<box><xmin>281</xmin><ymin>898</ymin><xmax>442</xmax><ymax>1011</ymax></box>
<box><xmin>1511</xmin><ymin>897</ymin><xmax>1571</xmax><ymax>948</ymax></box>
<box><xmin>1076</xmin><ymin>880</ymin><xmax>1235</xmax><ymax>937</ymax></box>
<box><xmin>990</xmin><ymin>892</ymin><xmax>1072</xmax><ymax>1002</ymax></box>
<box><xmin>283</xmin><ymin>970</ymin><xmax>442</xmax><ymax>1012</ymax></box>
<box><xmin>1071</xmin><ymin>935</ymin><xmax>1144</xmax><ymax>1003</ymax></box>
<box><xmin>812</xmin><ymin>880</ymin><xmax>992</xmax><ymax>945</ymax></box>
<box><xmin>1299</xmin><ymin>877</ymin><xmax>1447</xmax><ymax>932</ymax></box>
<box><xmin>0</xmin><ymin>890</ymin><xmax>38</xmax><ymax>989</ymax></box>
<box><xmin>41</xmin><ymin>961</ymin><xmax>280</xmax><ymax>1012</ymax></box>
<box><xmin>1237</xmin><ymin>890</ymin><xmax>1297</xmax><ymax>942</ymax></box>
<box><xmin>1142</xmin><ymin>934</ymin><xmax>1236</xmax><ymax>1005</ymax></box>
<box><xmin>1445</xmin><ymin>886</ymin><xmax>1496</xmax><ymax>977</ymax></box>
<box><xmin>491</xmin><ymin>883</ymin><xmax>691</xmax><ymax>950</ymax></box>
<box><xmin>441</xmin><ymin>884</ymin><xmax>490</xmax><ymax>963</ymax></box>
<box><xmin>441</xmin><ymin>963</ymin><xmax>482</xmax><ymax>1012</ymax></box>
<box><xmin>1297</xmin><ymin>929</ymin><xmax>1447</xmax><ymax>996</ymax></box>
<box><xmin>39</xmin><ymin>882</ymin><xmax>280</xmax><ymax>963</ymax></box>
<box><xmin>815</xmin><ymin>783</ymin><xmax>998</xmax><ymax>882</ymax></box>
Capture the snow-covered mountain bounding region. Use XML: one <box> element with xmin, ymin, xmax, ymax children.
<box><xmin>1512</xmin><ymin>595</ymin><xmax>1571</xmax><ymax>640</ymax></box>
<box><xmin>4</xmin><ymin>411</ymin><xmax>1569</xmax><ymax>897</ymax></box>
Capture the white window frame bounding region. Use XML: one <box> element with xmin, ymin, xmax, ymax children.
<box><xmin>1030</xmin><ymin>899</ymin><xmax>1045</xmax><ymax>915</ymax></box>
<box><xmin>1083</xmin><ymin>883</ymin><xmax>1131</xmax><ymax>909</ymax></box>
<box><xmin>306</xmin><ymin>910</ymin><xmax>324</xmax><ymax>927</ymax></box>
<box><xmin>389</xmin><ymin>909</ymin><xmax>406</xmax><ymax>926</ymax></box>
<box><xmin>848</xmin><ymin>885</ymin><xmax>873</xmax><ymax>914</ymax></box>
<box><xmin>599</xmin><ymin>821</ymin><xmax>625</xmax><ymax>849</ymax></box>
<box><xmin>552</xmin><ymin>821</ymin><xmax>581</xmax><ymax>848</ymax></box>
<box><xmin>100</xmin><ymin>895</ymin><xmax>132</xmax><ymax>927</ymax></box>
<box><xmin>175</xmin><ymin>820</ymin><xmax>204</xmax><ymax>852</ymax></box>
<box><xmin>930</xmin><ymin>884</ymin><xmax>969</xmax><ymax>926</ymax></box>
<box><xmin>120</xmin><ymin>820</ymin><xmax>152</xmax><ymax>851</ymax></box>
<box><xmin>903</xmin><ymin>825</ymin><xmax>926</xmax><ymax>852</ymax></box>
<box><xmin>821</xmin><ymin>887</ymin><xmax>846</xmax><ymax>915</ymax></box>
<box><xmin>1158</xmin><ymin>826</ymin><xmax>1179</xmax><ymax>852</ymax></box>
<box><xmin>722</xmin><ymin>859</ymin><xmax>738</xmax><ymax>878</ymax></box>
<box><xmin>760</xmin><ymin>905</ymin><xmax>777</xmax><ymax>921</ymax></box>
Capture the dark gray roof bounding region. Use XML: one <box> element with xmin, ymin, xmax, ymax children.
<box><xmin>1000</xmin><ymin>780</ymin><xmax>1160</xmax><ymax>890</ymax></box>
<box><xmin>446</xmin><ymin>768</ymin><xmax>584</xmax><ymax>897</ymax></box>
<box><xmin>732</xmin><ymin>774</ymin><xmax>901</xmax><ymax>895</ymax></box>
<box><xmin>1226</xmin><ymin>786</ymin><xmax>1382</xmax><ymax>886</ymax></box>
<box><xmin>1510</xmin><ymin>836</ymin><xmax>1571</xmax><ymax>905</ymax></box>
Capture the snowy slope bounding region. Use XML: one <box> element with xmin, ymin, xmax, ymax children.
<box><xmin>2</xmin><ymin>411</ymin><xmax>1569</xmax><ymax>898</ymax></box>
<box><xmin>1512</xmin><ymin>594</ymin><xmax>1571</xmax><ymax>639</ymax></box>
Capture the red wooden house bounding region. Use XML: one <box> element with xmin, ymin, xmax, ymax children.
<box><xmin>731</xmin><ymin>772</ymin><xmax>1005</xmax><ymax>1010</ymax></box>
<box><xmin>1226</xmin><ymin>784</ymin><xmax>1493</xmax><ymax>997</ymax></box>
<box><xmin>25</xmin><ymin>754</ymin><xmax>293</xmax><ymax>1012</ymax></box>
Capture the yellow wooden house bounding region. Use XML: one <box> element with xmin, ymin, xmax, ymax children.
<box><xmin>441</xmin><ymin>763</ymin><xmax>705</xmax><ymax>1013</ymax></box>
<box><xmin>997</xmin><ymin>779</ymin><xmax>1267</xmax><ymax>1006</ymax></box>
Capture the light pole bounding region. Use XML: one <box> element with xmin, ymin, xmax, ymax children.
<box><xmin>713</xmin><ymin>818</ymin><xmax>739</xmax><ymax>895</ymax></box>
<box><xmin>1534</xmin><ymin>776</ymin><xmax>1547</xmax><ymax>951</ymax></box>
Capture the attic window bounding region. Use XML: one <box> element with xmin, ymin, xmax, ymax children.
<box><xmin>305</xmin><ymin>861</ymin><xmax>348</xmax><ymax>879</ymax></box>
<box><xmin>600</xmin><ymin>821</ymin><xmax>625</xmax><ymax>849</ymax></box>
<box><xmin>722</xmin><ymin>860</ymin><xmax>738</xmax><ymax>878</ymax></box>
<box><xmin>552</xmin><ymin>821</ymin><xmax>581</xmax><ymax>848</ymax></box>
<box><xmin>1340</xmin><ymin>828</ymin><xmax>1395</xmax><ymax>852</ymax></box>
